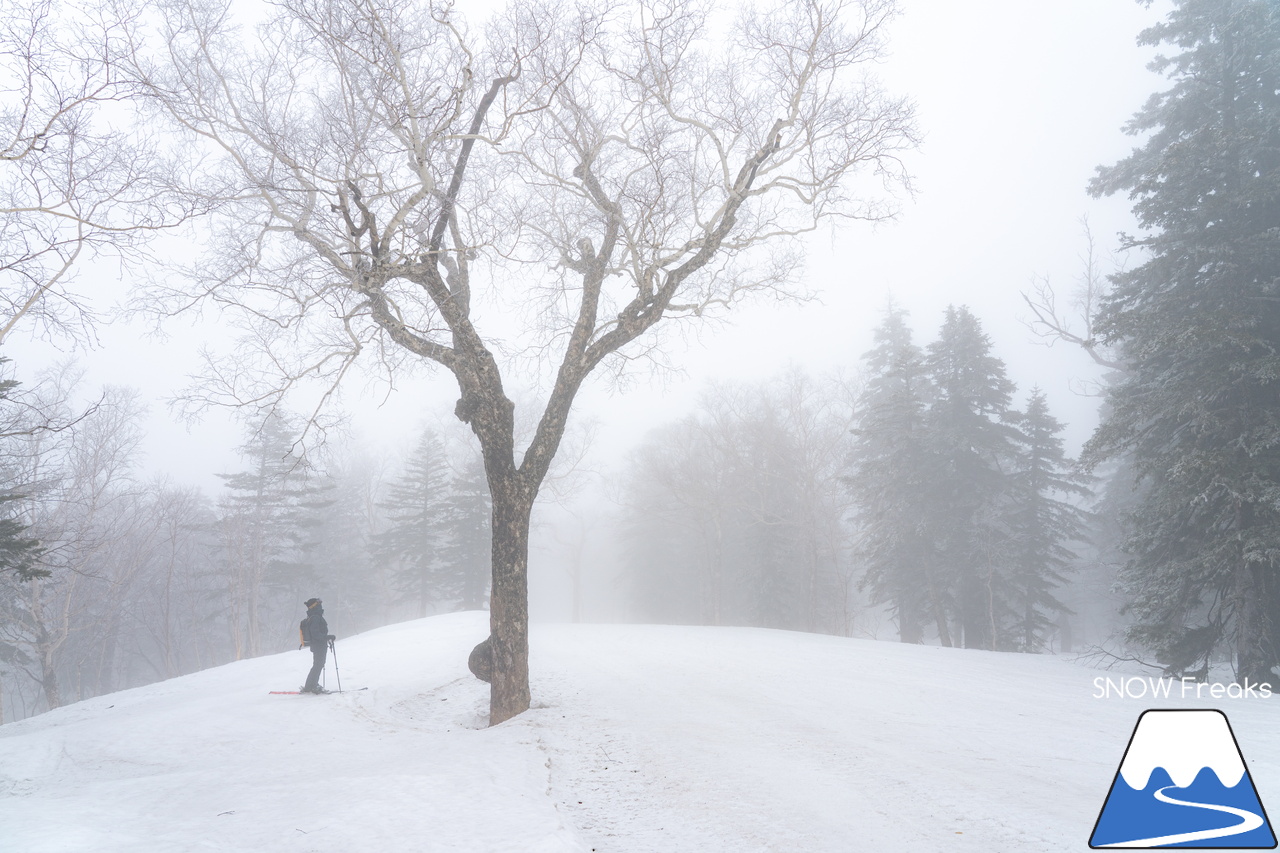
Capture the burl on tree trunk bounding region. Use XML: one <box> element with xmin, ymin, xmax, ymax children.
<box><xmin>468</xmin><ymin>635</ymin><xmax>492</xmax><ymax>683</ymax></box>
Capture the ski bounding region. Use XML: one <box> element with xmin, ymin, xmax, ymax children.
<box><xmin>269</xmin><ymin>687</ymin><xmax>366</xmax><ymax>695</ymax></box>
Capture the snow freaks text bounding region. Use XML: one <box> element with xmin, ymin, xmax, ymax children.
<box><xmin>1093</xmin><ymin>678</ymin><xmax>1274</xmax><ymax>700</ymax></box>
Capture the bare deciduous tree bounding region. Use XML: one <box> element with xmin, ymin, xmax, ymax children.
<box><xmin>0</xmin><ymin>370</ymin><xmax>147</xmax><ymax>711</ymax></box>
<box><xmin>0</xmin><ymin>0</ymin><xmax>193</xmax><ymax>346</ymax></box>
<box><xmin>135</xmin><ymin>0</ymin><xmax>916</xmax><ymax>724</ymax></box>
<box><xmin>1020</xmin><ymin>218</ymin><xmax>1126</xmax><ymax>385</ymax></box>
<box><xmin>622</xmin><ymin>371</ymin><xmax>855</xmax><ymax>632</ymax></box>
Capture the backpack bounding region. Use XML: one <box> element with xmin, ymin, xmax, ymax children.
<box><xmin>299</xmin><ymin>615</ymin><xmax>311</xmax><ymax>649</ymax></box>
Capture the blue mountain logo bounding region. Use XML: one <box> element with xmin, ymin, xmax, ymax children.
<box><xmin>1090</xmin><ymin>709</ymin><xmax>1276</xmax><ymax>848</ymax></box>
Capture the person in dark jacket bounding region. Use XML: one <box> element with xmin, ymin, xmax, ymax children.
<box><xmin>300</xmin><ymin>598</ymin><xmax>335</xmax><ymax>694</ymax></box>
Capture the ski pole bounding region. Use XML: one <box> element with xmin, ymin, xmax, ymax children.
<box><xmin>329</xmin><ymin>637</ymin><xmax>342</xmax><ymax>692</ymax></box>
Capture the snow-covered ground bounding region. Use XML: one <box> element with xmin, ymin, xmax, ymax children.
<box><xmin>1</xmin><ymin>612</ymin><xmax>1276</xmax><ymax>852</ymax></box>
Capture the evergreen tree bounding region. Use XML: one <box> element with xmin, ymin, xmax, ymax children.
<box><xmin>923</xmin><ymin>306</ymin><xmax>1020</xmax><ymax>650</ymax></box>
<box><xmin>376</xmin><ymin>432</ymin><xmax>454</xmax><ymax>617</ymax></box>
<box><xmin>847</xmin><ymin>306</ymin><xmax>937</xmax><ymax>643</ymax></box>
<box><xmin>1004</xmin><ymin>389</ymin><xmax>1091</xmax><ymax>652</ymax></box>
<box><xmin>0</xmin><ymin>360</ymin><xmax>43</xmax><ymax>581</ymax></box>
<box><xmin>303</xmin><ymin>455</ymin><xmax>387</xmax><ymax>633</ymax></box>
<box><xmin>217</xmin><ymin>413</ymin><xmax>319</xmax><ymax>657</ymax></box>
<box><xmin>1066</xmin><ymin>452</ymin><xmax>1142</xmax><ymax>651</ymax></box>
<box><xmin>1086</xmin><ymin>0</ymin><xmax>1280</xmax><ymax>683</ymax></box>
<box><xmin>0</xmin><ymin>494</ymin><xmax>42</xmax><ymax>581</ymax></box>
<box><xmin>440</xmin><ymin>456</ymin><xmax>491</xmax><ymax>611</ymax></box>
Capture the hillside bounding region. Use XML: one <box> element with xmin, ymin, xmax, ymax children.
<box><xmin>1</xmin><ymin>612</ymin><xmax>1276</xmax><ymax>852</ymax></box>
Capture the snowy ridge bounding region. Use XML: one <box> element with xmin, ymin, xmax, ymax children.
<box><xmin>1117</xmin><ymin>710</ymin><xmax>1246</xmax><ymax>790</ymax></box>
<box><xmin>1</xmin><ymin>613</ymin><xmax>1277</xmax><ymax>852</ymax></box>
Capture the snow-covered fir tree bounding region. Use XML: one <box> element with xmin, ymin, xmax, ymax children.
<box><xmin>1004</xmin><ymin>388</ymin><xmax>1091</xmax><ymax>652</ymax></box>
<box><xmin>847</xmin><ymin>306</ymin><xmax>937</xmax><ymax>643</ymax></box>
<box><xmin>1086</xmin><ymin>0</ymin><xmax>1280</xmax><ymax>683</ymax></box>
<box><xmin>923</xmin><ymin>306</ymin><xmax>1021</xmax><ymax>650</ymax></box>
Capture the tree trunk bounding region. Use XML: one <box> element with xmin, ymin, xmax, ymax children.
<box><xmin>39</xmin><ymin>644</ymin><xmax>61</xmax><ymax>710</ymax></box>
<box><xmin>958</xmin><ymin>569</ymin><xmax>990</xmax><ymax>650</ymax></box>
<box><xmin>419</xmin><ymin>560</ymin><xmax>430</xmax><ymax>619</ymax></box>
<box><xmin>487</xmin><ymin>479</ymin><xmax>533</xmax><ymax>725</ymax></box>
<box><xmin>1058</xmin><ymin>611</ymin><xmax>1073</xmax><ymax>654</ymax></box>
<box><xmin>923</xmin><ymin>560</ymin><xmax>952</xmax><ymax>647</ymax></box>
<box><xmin>1235</xmin><ymin>561</ymin><xmax>1278</xmax><ymax>686</ymax></box>
<box><xmin>99</xmin><ymin>621</ymin><xmax>119</xmax><ymax>695</ymax></box>
<box><xmin>710</xmin><ymin>515</ymin><xmax>724</xmax><ymax>626</ymax></box>
<box><xmin>1025</xmin><ymin>599</ymin><xmax>1034</xmax><ymax>653</ymax></box>
<box><xmin>898</xmin><ymin>593</ymin><xmax>923</xmax><ymax>644</ymax></box>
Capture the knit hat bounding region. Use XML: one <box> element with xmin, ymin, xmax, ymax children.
<box><xmin>304</xmin><ymin>598</ymin><xmax>321</xmax><ymax>608</ymax></box>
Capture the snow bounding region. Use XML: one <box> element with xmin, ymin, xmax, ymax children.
<box><xmin>1</xmin><ymin>612</ymin><xmax>1276</xmax><ymax>852</ymax></box>
<box><xmin>1118</xmin><ymin>710</ymin><xmax>1246</xmax><ymax>790</ymax></box>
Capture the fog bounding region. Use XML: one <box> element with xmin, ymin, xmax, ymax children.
<box><xmin>0</xmin><ymin>0</ymin><xmax>1174</xmax><ymax>721</ymax></box>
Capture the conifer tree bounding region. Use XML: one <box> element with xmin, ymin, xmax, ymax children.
<box><xmin>1087</xmin><ymin>0</ymin><xmax>1280</xmax><ymax>683</ymax></box>
<box><xmin>923</xmin><ymin>306</ymin><xmax>1020</xmax><ymax>650</ymax></box>
<box><xmin>1005</xmin><ymin>389</ymin><xmax>1091</xmax><ymax>651</ymax></box>
<box><xmin>376</xmin><ymin>432</ymin><xmax>454</xmax><ymax>617</ymax></box>
<box><xmin>217</xmin><ymin>413</ymin><xmax>318</xmax><ymax>657</ymax></box>
<box><xmin>847</xmin><ymin>307</ymin><xmax>937</xmax><ymax>643</ymax></box>
<box><xmin>441</xmin><ymin>457</ymin><xmax>491</xmax><ymax>611</ymax></box>
<box><xmin>0</xmin><ymin>359</ymin><xmax>43</xmax><ymax>582</ymax></box>
<box><xmin>0</xmin><ymin>494</ymin><xmax>41</xmax><ymax>581</ymax></box>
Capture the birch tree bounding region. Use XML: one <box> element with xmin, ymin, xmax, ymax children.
<box><xmin>135</xmin><ymin>0</ymin><xmax>915</xmax><ymax>723</ymax></box>
<box><xmin>0</xmin><ymin>375</ymin><xmax>146</xmax><ymax>711</ymax></box>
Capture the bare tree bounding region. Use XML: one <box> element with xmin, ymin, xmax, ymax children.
<box><xmin>0</xmin><ymin>371</ymin><xmax>147</xmax><ymax>711</ymax></box>
<box><xmin>126</xmin><ymin>483</ymin><xmax>219</xmax><ymax>682</ymax></box>
<box><xmin>134</xmin><ymin>0</ymin><xmax>916</xmax><ymax>723</ymax></box>
<box><xmin>0</xmin><ymin>0</ymin><xmax>193</xmax><ymax>346</ymax></box>
<box><xmin>621</xmin><ymin>418</ymin><xmax>729</xmax><ymax>623</ymax></box>
<box><xmin>621</xmin><ymin>371</ymin><xmax>854</xmax><ymax>632</ymax></box>
<box><xmin>1020</xmin><ymin>218</ymin><xmax>1126</xmax><ymax>384</ymax></box>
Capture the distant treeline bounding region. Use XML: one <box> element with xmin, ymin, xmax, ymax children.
<box><xmin>0</xmin><ymin>377</ymin><xmax>489</xmax><ymax>721</ymax></box>
<box><xmin>618</xmin><ymin>305</ymin><xmax>1100</xmax><ymax>654</ymax></box>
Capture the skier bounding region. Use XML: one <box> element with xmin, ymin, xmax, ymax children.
<box><xmin>300</xmin><ymin>597</ymin><xmax>335</xmax><ymax>694</ymax></box>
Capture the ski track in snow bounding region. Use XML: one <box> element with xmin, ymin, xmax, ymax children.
<box><xmin>0</xmin><ymin>612</ymin><xmax>1277</xmax><ymax>852</ymax></box>
<box><xmin>1100</xmin><ymin>785</ymin><xmax>1264</xmax><ymax>848</ymax></box>
<box><xmin>525</xmin><ymin>626</ymin><xmax>1077</xmax><ymax>852</ymax></box>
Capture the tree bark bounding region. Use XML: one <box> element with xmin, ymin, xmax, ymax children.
<box><xmin>39</xmin><ymin>644</ymin><xmax>61</xmax><ymax>710</ymax></box>
<box><xmin>898</xmin><ymin>593</ymin><xmax>923</xmax><ymax>644</ymax></box>
<box><xmin>1235</xmin><ymin>561</ymin><xmax>1278</xmax><ymax>686</ymax></box>
<box><xmin>926</xmin><ymin>569</ymin><xmax>952</xmax><ymax>648</ymax></box>
<box><xmin>486</xmin><ymin>478</ymin><xmax>533</xmax><ymax>725</ymax></box>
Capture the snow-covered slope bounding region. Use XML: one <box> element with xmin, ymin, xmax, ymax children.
<box><xmin>1</xmin><ymin>612</ymin><xmax>1276</xmax><ymax>852</ymax></box>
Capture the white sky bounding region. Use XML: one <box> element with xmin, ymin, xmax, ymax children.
<box><xmin>6</xmin><ymin>0</ymin><xmax>1167</xmax><ymax>490</ymax></box>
